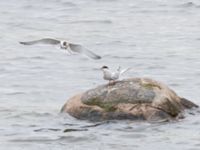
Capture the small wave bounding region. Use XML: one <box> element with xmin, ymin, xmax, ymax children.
<box><xmin>34</xmin><ymin>128</ymin><xmax>61</xmax><ymax>132</ymax></box>
<box><xmin>8</xmin><ymin>56</ymin><xmax>27</xmax><ymax>60</ymax></box>
<box><xmin>0</xmin><ymin>107</ymin><xmax>15</xmax><ymax>113</ymax></box>
<box><xmin>22</xmin><ymin>4</ymin><xmax>34</xmax><ymax>9</ymax></box>
<box><xmin>146</xmin><ymin>65</ymin><xmax>166</xmax><ymax>70</ymax></box>
<box><xmin>63</xmin><ymin>128</ymin><xmax>88</xmax><ymax>132</ymax></box>
<box><xmin>111</xmin><ymin>55</ymin><xmax>136</xmax><ymax>59</ymax></box>
<box><xmin>10</xmin><ymin>134</ymin><xmax>91</xmax><ymax>143</ymax></box>
<box><xmin>168</xmin><ymin>83</ymin><xmax>180</xmax><ymax>87</ymax></box>
<box><xmin>58</xmin><ymin>135</ymin><xmax>94</xmax><ymax>142</ymax></box>
<box><xmin>6</xmin><ymin>91</ymin><xmax>26</xmax><ymax>96</ymax></box>
<box><xmin>94</xmin><ymin>0</ymin><xmax>119</xmax><ymax>2</ymax></box>
<box><xmin>61</xmin><ymin>1</ymin><xmax>77</xmax><ymax>7</ymax></box>
<box><xmin>196</xmin><ymin>38</ymin><xmax>200</xmax><ymax>41</ymax></box>
<box><xmin>178</xmin><ymin>2</ymin><xmax>199</xmax><ymax>8</ymax></box>
<box><xmin>8</xmin><ymin>56</ymin><xmax>46</xmax><ymax>61</ymax></box>
<box><xmin>30</xmin><ymin>56</ymin><xmax>46</xmax><ymax>59</ymax></box>
<box><xmin>69</xmin><ymin>19</ymin><xmax>112</xmax><ymax>24</ymax></box>
<box><xmin>10</xmin><ymin>137</ymin><xmax>58</xmax><ymax>143</ymax></box>
<box><xmin>7</xmin><ymin>112</ymin><xmax>53</xmax><ymax>119</ymax></box>
<box><xmin>95</xmin><ymin>40</ymin><xmax>124</xmax><ymax>46</ymax></box>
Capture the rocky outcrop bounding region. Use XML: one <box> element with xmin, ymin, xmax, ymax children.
<box><xmin>61</xmin><ymin>78</ymin><xmax>198</xmax><ymax>122</ymax></box>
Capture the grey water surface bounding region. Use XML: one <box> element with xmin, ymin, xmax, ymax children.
<box><xmin>1</xmin><ymin>0</ymin><xmax>200</xmax><ymax>149</ymax></box>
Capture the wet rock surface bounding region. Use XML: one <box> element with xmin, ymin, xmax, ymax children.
<box><xmin>61</xmin><ymin>78</ymin><xmax>198</xmax><ymax>122</ymax></box>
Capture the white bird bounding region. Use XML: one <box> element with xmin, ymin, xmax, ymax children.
<box><xmin>19</xmin><ymin>38</ymin><xmax>101</xmax><ymax>60</ymax></box>
<box><xmin>101</xmin><ymin>66</ymin><xmax>131</xmax><ymax>85</ymax></box>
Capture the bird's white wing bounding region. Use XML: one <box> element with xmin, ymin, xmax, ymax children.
<box><xmin>120</xmin><ymin>67</ymin><xmax>131</xmax><ymax>75</ymax></box>
<box><xmin>19</xmin><ymin>38</ymin><xmax>60</xmax><ymax>45</ymax></box>
<box><xmin>69</xmin><ymin>43</ymin><xmax>101</xmax><ymax>60</ymax></box>
<box><xmin>111</xmin><ymin>72</ymin><xmax>120</xmax><ymax>80</ymax></box>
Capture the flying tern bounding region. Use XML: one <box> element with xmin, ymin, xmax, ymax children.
<box><xmin>19</xmin><ymin>38</ymin><xmax>101</xmax><ymax>60</ymax></box>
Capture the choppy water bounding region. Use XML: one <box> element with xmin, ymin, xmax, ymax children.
<box><xmin>1</xmin><ymin>0</ymin><xmax>200</xmax><ymax>149</ymax></box>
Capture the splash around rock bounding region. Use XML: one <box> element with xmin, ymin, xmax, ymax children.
<box><xmin>61</xmin><ymin>78</ymin><xmax>198</xmax><ymax>122</ymax></box>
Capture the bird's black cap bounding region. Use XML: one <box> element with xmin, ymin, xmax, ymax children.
<box><xmin>63</xmin><ymin>41</ymin><xmax>67</xmax><ymax>46</ymax></box>
<box><xmin>101</xmin><ymin>66</ymin><xmax>109</xmax><ymax>69</ymax></box>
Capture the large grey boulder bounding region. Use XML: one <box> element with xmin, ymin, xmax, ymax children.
<box><xmin>61</xmin><ymin>78</ymin><xmax>198</xmax><ymax>122</ymax></box>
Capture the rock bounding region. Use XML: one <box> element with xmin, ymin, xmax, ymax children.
<box><xmin>61</xmin><ymin>78</ymin><xmax>198</xmax><ymax>122</ymax></box>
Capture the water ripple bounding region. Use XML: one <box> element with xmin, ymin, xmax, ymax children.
<box><xmin>1</xmin><ymin>0</ymin><xmax>200</xmax><ymax>149</ymax></box>
<box><xmin>69</xmin><ymin>19</ymin><xmax>112</xmax><ymax>24</ymax></box>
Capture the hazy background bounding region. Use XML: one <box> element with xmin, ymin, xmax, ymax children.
<box><xmin>0</xmin><ymin>0</ymin><xmax>200</xmax><ymax>149</ymax></box>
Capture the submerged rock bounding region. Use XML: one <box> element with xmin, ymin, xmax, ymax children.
<box><xmin>61</xmin><ymin>78</ymin><xmax>198</xmax><ymax>122</ymax></box>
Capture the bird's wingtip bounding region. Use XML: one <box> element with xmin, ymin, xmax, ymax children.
<box><xmin>19</xmin><ymin>41</ymin><xmax>26</xmax><ymax>45</ymax></box>
<box><xmin>92</xmin><ymin>55</ymin><xmax>101</xmax><ymax>60</ymax></box>
<box><xmin>96</xmin><ymin>55</ymin><xmax>102</xmax><ymax>59</ymax></box>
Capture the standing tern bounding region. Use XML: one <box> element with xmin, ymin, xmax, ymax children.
<box><xmin>19</xmin><ymin>38</ymin><xmax>101</xmax><ymax>60</ymax></box>
<box><xmin>101</xmin><ymin>66</ymin><xmax>131</xmax><ymax>85</ymax></box>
